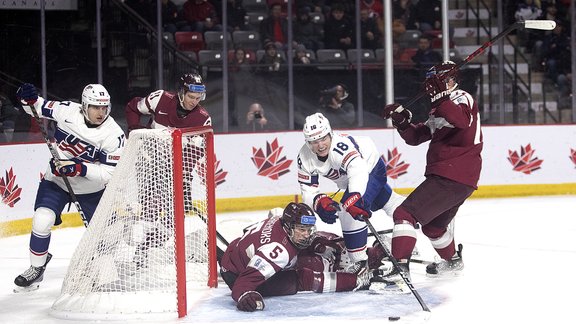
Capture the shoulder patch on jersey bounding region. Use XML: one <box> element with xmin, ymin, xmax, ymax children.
<box><xmin>198</xmin><ymin>106</ymin><xmax>210</xmax><ymax>117</ymax></box>
<box><xmin>341</xmin><ymin>151</ymin><xmax>360</xmax><ymax>169</ymax></box>
<box><xmin>164</xmin><ymin>91</ymin><xmax>175</xmax><ymax>99</ymax></box>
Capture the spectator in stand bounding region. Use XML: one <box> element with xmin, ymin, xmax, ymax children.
<box><xmin>531</xmin><ymin>3</ymin><xmax>560</xmax><ymax>68</ymax></box>
<box><xmin>360</xmin><ymin>0</ymin><xmax>384</xmax><ymax>37</ymax></box>
<box><xmin>323</xmin><ymin>4</ymin><xmax>353</xmax><ymax>51</ymax></box>
<box><xmin>0</xmin><ymin>90</ymin><xmax>18</xmax><ymax>142</ymax></box>
<box><xmin>514</xmin><ymin>0</ymin><xmax>542</xmax><ymax>51</ymax></box>
<box><xmin>392</xmin><ymin>0</ymin><xmax>416</xmax><ymax>38</ymax></box>
<box><xmin>245</xmin><ymin>102</ymin><xmax>268</xmax><ymax>131</ymax></box>
<box><xmin>230</xmin><ymin>47</ymin><xmax>256</xmax><ymax>73</ymax></box>
<box><xmin>293</xmin><ymin>45</ymin><xmax>314</xmax><ymax>65</ymax></box>
<box><xmin>293</xmin><ymin>6</ymin><xmax>325</xmax><ymax>52</ymax></box>
<box><xmin>259</xmin><ymin>3</ymin><xmax>289</xmax><ymax>50</ymax></box>
<box><xmin>411</xmin><ymin>35</ymin><xmax>442</xmax><ymax>77</ymax></box>
<box><xmin>225</xmin><ymin>0</ymin><xmax>247</xmax><ymax>32</ymax></box>
<box><xmin>182</xmin><ymin>0</ymin><xmax>223</xmax><ymax>33</ymax></box>
<box><xmin>540</xmin><ymin>20</ymin><xmax>571</xmax><ymax>103</ymax></box>
<box><xmin>293</xmin><ymin>44</ymin><xmax>315</xmax><ymax>74</ymax></box>
<box><xmin>257</xmin><ymin>41</ymin><xmax>286</xmax><ymax>73</ymax></box>
<box><xmin>318</xmin><ymin>83</ymin><xmax>355</xmax><ymax>127</ymax></box>
<box><xmin>359</xmin><ymin>8</ymin><xmax>382</xmax><ymax>50</ymax></box>
<box><xmin>160</xmin><ymin>0</ymin><xmax>191</xmax><ymax>34</ymax></box>
<box><xmin>408</xmin><ymin>0</ymin><xmax>442</xmax><ymax>35</ymax></box>
<box><xmin>300</xmin><ymin>1</ymin><xmax>330</xmax><ymax>16</ymax></box>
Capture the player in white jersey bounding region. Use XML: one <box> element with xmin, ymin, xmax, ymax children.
<box><xmin>13</xmin><ymin>83</ymin><xmax>125</xmax><ymax>291</ymax></box>
<box><xmin>297</xmin><ymin>112</ymin><xmax>405</xmax><ymax>271</ymax></box>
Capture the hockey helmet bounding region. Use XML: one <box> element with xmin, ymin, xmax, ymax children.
<box><xmin>303</xmin><ymin>112</ymin><xmax>332</xmax><ymax>142</ymax></box>
<box><xmin>81</xmin><ymin>84</ymin><xmax>111</xmax><ymax>122</ymax></box>
<box><xmin>426</xmin><ymin>60</ymin><xmax>458</xmax><ymax>82</ymax></box>
<box><xmin>281</xmin><ymin>202</ymin><xmax>317</xmax><ymax>249</ymax></box>
<box><xmin>178</xmin><ymin>73</ymin><xmax>206</xmax><ymax>104</ymax></box>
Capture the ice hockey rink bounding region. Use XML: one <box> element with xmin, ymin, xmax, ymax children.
<box><xmin>0</xmin><ymin>195</ymin><xmax>574</xmax><ymax>324</ymax></box>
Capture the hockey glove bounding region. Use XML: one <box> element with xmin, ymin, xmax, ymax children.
<box><xmin>313</xmin><ymin>194</ymin><xmax>340</xmax><ymax>224</ymax></box>
<box><xmin>16</xmin><ymin>83</ymin><xmax>38</xmax><ymax>106</ymax></box>
<box><xmin>50</xmin><ymin>158</ymin><xmax>87</xmax><ymax>177</ymax></box>
<box><xmin>237</xmin><ymin>291</ymin><xmax>265</xmax><ymax>312</ymax></box>
<box><xmin>424</xmin><ymin>75</ymin><xmax>450</xmax><ymax>105</ymax></box>
<box><xmin>310</xmin><ymin>236</ymin><xmax>341</xmax><ymax>260</ymax></box>
<box><xmin>382</xmin><ymin>104</ymin><xmax>412</xmax><ymax>131</ymax></box>
<box><xmin>342</xmin><ymin>192</ymin><xmax>372</xmax><ymax>221</ymax></box>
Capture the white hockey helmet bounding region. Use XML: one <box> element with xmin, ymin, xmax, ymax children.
<box><xmin>81</xmin><ymin>84</ymin><xmax>111</xmax><ymax>121</ymax></box>
<box><xmin>303</xmin><ymin>112</ymin><xmax>332</xmax><ymax>142</ymax></box>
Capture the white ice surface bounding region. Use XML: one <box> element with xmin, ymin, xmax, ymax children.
<box><xmin>1</xmin><ymin>196</ymin><xmax>575</xmax><ymax>324</ymax></box>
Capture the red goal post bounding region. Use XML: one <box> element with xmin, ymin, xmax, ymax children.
<box><xmin>50</xmin><ymin>127</ymin><xmax>217</xmax><ymax>320</ymax></box>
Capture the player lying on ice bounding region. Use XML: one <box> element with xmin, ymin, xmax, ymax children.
<box><xmin>219</xmin><ymin>202</ymin><xmax>393</xmax><ymax>312</ymax></box>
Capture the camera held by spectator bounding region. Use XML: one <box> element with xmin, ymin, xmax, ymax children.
<box><xmin>246</xmin><ymin>102</ymin><xmax>268</xmax><ymax>131</ymax></box>
<box><xmin>319</xmin><ymin>84</ymin><xmax>349</xmax><ymax>109</ymax></box>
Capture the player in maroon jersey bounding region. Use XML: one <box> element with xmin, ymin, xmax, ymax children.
<box><xmin>125</xmin><ymin>73</ymin><xmax>211</xmax><ymax>269</ymax></box>
<box><xmin>381</xmin><ymin>60</ymin><xmax>483</xmax><ymax>278</ymax></box>
<box><xmin>125</xmin><ymin>73</ymin><xmax>211</xmax><ymax>133</ymax></box>
<box><xmin>220</xmin><ymin>202</ymin><xmax>380</xmax><ymax>312</ymax></box>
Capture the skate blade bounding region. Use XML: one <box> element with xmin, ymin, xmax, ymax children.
<box><xmin>13</xmin><ymin>284</ymin><xmax>40</xmax><ymax>293</ymax></box>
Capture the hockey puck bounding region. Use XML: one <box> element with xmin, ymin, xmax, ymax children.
<box><xmin>388</xmin><ymin>316</ymin><xmax>400</xmax><ymax>321</ymax></box>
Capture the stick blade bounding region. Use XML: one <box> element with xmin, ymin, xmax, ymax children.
<box><xmin>523</xmin><ymin>20</ymin><xmax>556</xmax><ymax>31</ymax></box>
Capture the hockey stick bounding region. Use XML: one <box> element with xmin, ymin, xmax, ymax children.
<box><xmin>364</xmin><ymin>218</ymin><xmax>430</xmax><ymax>312</ymax></box>
<box><xmin>397</xmin><ymin>19</ymin><xmax>556</xmax><ymax>110</ymax></box>
<box><xmin>188</xmin><ymin>205</ymin><xmax>228</xmax><ymax>261</ymax></box>
<box><xmin>331</xmin><ymin>229</ymin><xmax>392</xmax><ymax>242</ymax></box>
<box><xmin>330</xmin><ymin>228</ymin><xmax>432</xmax><ymax>265</ymax></box>
<box><xmin>29</xmin><ymin>106</ymin><xmax>89</xmax><ymax>227</ymax></box>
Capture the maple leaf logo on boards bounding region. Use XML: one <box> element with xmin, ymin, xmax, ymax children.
<box><xmin>570</xmin><ymin>149</ymin><xmax>576</xmax><ymax>168</ymax></box>
<box><xmin>0</xmin><ymin>168</ymin><xmax>23</xmax><ymax>207</ymax></box>
<box><xmin>507</xmin><ymin>144</ymin><xmax>543</xmax><ymax>174</ymax></box>
<box><xmin>251</xmin><ymin>138</ymin><xmax>292</xmax><ymax>180</ymax></box>
<box><xmin>381</xmin><ymin>148</ymin><xmax>410</xmax><ymax>179</ymax></box>
<box><xmin>214</xmin><ymin>156</ymin><xmax>228</xmax><ymax>186</ymax></box>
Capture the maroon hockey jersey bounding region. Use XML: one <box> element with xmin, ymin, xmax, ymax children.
<box><xmin>399</xmin><ymin>89</ymin><xmax>483</xmax><ymax>188</ymax></box>
<box><xmin>125</xmin><ymin>90</ymin><xmax>211</xmax><ymax>132</ymax></box>
<box><xmin>220</xmin><ymin>216</ymin><xmax>300</xmax><ymax>301</ymax></box>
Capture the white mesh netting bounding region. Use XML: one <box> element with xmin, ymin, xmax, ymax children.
<box><xmin>50</xmin><ymin>128</ymin><xmax>215</xmax><ymax>320</ymax></box>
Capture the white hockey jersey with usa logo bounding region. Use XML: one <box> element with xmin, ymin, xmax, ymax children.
<box><xmin>28</xmin><ymin>98</ymin><xmax>125</xmax><ymax>194</ymax></box>
<box><xmin>297</xmin><ymin>133</ymin><xmax>381</xmax><ymax>207</ymax></box>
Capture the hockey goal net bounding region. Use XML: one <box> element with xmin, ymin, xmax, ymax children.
<box><xmin>50</xmin><ymin>127</ymin><xmax>217</xmax><ymax>320</ymax></box>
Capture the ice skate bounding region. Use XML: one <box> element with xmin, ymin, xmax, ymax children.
<box><xmin>13</xmin><ymin>253</ymin><xmax>52</xmax><ymax>293</ymax></box>
<box><xmin>342</xmin><ymin>259</ymin><xmax>368</xmax><ymax>275</ymax></box>
<box><xmin>353</xmin><ymin>265</ymin><xmax>375</xmax><ymax>291</ymax></box>
<box><xmin>369</xmin><ymin>261</ymin><xmax>410</xmax><ymax>294</ymax></box>
<box><xmin>426</xmin><ymin>244</ymin><xmax>464</xmax><ymax>277</ymax></box>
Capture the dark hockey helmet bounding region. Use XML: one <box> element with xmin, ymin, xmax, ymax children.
<box><xmin>178</xmin><ymin>73</ymin><xmax>206</xmax><ymax>103</ymax></box>
<box><xmin>426</xmin><ymin>60</ymin><xmax>458</xmax><ymax>81</ymax></box>
<box><xmin>281</xmin><ymin>202</ymin><xmax>317</xmax><ymax>249</ymax></box>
